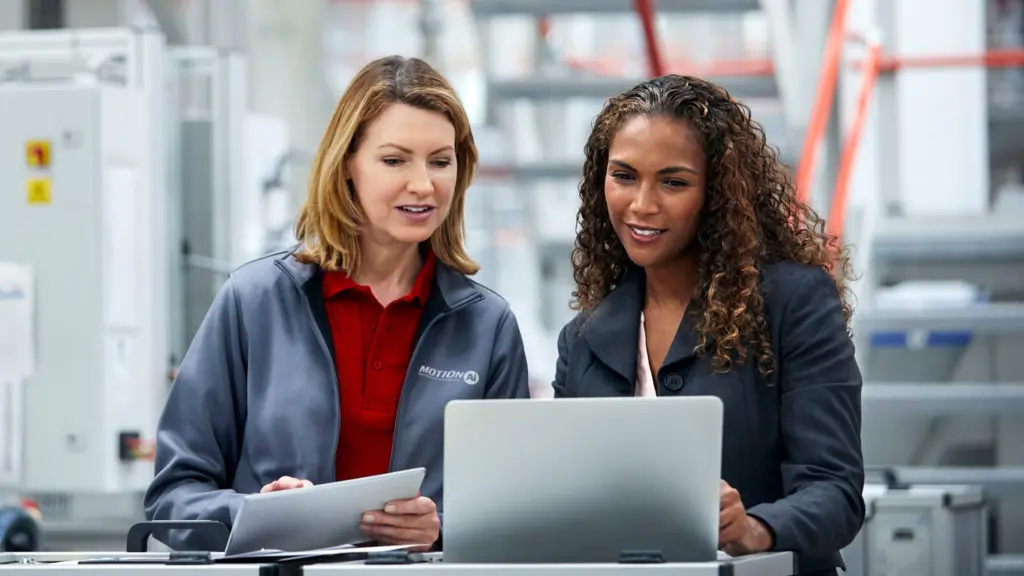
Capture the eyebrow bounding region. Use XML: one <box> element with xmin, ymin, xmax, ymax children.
<box><xmin>610</xmin><ymin>159</ymin><xmax>699</xmax><ymax>177</ymax></box>
<box><xmin>379</xmin><ymin>143</ymin><xmax>454</xmax><ymax>155</ymax></box>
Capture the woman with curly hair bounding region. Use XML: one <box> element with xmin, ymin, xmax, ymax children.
<box><xmin>552</xmin><ymin>75</ymin><xmax>864</xmax><ymax>576</ymax></box>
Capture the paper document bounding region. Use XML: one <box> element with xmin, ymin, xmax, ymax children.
<box><xmin>0</xmin><ymin>263</ymin><xmax>34</xmax><ymax>378</ymax></box>
<box><xmin>220</xmin><ymin>544</ymin><xmax>416</xmax><ymax>561</ymax></box>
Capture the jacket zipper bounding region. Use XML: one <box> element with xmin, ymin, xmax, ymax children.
<box><xmin>387</xmin><ymin>293</ymin><xmax>484</xmax><ymax>473</ymax></box>
<box><xmin>278</xmin><ymin>261</ymin><xmax>343</xmax><ymax>483</ymax></box>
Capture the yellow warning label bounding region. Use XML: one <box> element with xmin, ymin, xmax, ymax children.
<box><xmin>26</xmin><ymin>178</ymin><xmax>52</xmax><ymax>205</ymax></box>
<box><xmin>26</xmin><ymin>140</ymin><xmax>51</xmax><ymax>167</ymax></box>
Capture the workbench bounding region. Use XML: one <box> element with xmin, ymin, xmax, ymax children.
<box><xmin>0</xmin><ymin>551</ymin><xmax>796</xmax><ymax>575</ymax></box>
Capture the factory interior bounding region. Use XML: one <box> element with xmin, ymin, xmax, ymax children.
<box><xmin>0</xmin><ymin>0</ymin><xmax>1023</xmax><ymax>574</ymax></box>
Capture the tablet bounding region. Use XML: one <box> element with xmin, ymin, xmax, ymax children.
<box><xmin>223</xmin><ymin>468</ymin><xmax>426</xmax><ymax>556</ymax></box>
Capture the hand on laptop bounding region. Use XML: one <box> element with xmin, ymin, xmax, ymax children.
<box><xmin>359</xmin><ymin>495</ymin><xmax>440</xmax><ymax>551</ymax></box>
<box><xmin>718</xmin><ymin>479</ymin><xmax>773</xmax><ymax>556</ymax></box>
<box><xmin>260</xmin><ymin>476</ymin><xmax>313</xmax><ymax>493</ymax></box>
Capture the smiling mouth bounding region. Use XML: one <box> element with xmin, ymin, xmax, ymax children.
<box><xmin>397</xmin><ymin>205</ymin><xmax>435</xmax><ymax>213</ymax></box>
<box><xmin>628</xmin><ymin>225</ymin><xmax>667</xmax><ymax>237</ymax></box>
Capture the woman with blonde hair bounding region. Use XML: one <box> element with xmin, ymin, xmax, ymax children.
<box><xmin>145</xmin><ymin>56</ymin><xmax>530</xmax><ymax>551</ymax></box>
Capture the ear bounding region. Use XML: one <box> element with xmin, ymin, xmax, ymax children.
<box><xmin>343</xmin><ymin>155</ymin><xmax>357</xmax><ymax>196</ymax></box>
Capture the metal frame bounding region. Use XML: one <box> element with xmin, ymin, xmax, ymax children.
<box><xmin>168</xmin><ymin>47</ymin><xmax>249</xmax><ymax>352</ymax></box>
<box><xmin>467</xmin><ymin>0</ymin><xmax>761</xmax><ymax>16</ymax></box>
<box><xmin>862</xmin><ymin>383</ymin><xmax>1024</xmax><ymax>414</ymax></box>
<box><xmin>487</xmin><ymin>75</ymin><xmax>778</xmax><ymax>101</ymax></box>
<box><xmin>850</xmin><ymin>0</ymin><xmax>1024</xmax><ymax>556</ymax></box>
<box><xmin>858</xmin><ymin>303</ymin><xmax>1024</xmax><ymax>333</ymax></box>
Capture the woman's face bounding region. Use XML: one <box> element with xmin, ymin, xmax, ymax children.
<box><xmin>603</xmin><ymin>114</ymin><xmax>707</xmax><ymax>272</ymax></box>
<box><xmin>346</xmin><ymin>102</ymin><xmax>457</xmax><ymax>248</ymax></box>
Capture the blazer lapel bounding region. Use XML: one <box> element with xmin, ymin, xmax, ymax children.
<box><xmin>579</xmin><ymin>267</ymin><xmax>644</xmax><ymax>392</ymax></box>
<box><xmin>578</xmin><ymin>265</ymin><xmax>706</xmax><ymax>395</ymax></box>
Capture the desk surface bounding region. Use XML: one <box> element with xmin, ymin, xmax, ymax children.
<box><xmin>306</xmin><ymin>552</ymin><xmax>795</xmax><ymax>576</ymax></box>
<box><xmin>0</xmin><ymin>552</ymin><xmax>795</xmax><ymax>576</ymax></box>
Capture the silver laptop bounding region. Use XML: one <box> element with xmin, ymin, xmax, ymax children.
<box><xmin>443</xmin><ymin>396</ymin><xmax>723</xmax><ymax>564</ymax></box>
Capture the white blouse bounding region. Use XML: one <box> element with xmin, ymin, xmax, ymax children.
<box><xmin>635</xmin><ymin>312</ymin><xmax>658</xmax><ymax>397</ymax></box>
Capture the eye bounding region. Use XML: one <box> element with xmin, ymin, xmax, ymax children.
<box><xmin>381</xmin><ymin>157</ymin><xmax>403</xmax><ymax>166</ymax></box>
<box><xmin>610</xmin><ymin>171</ymin><xmax>636</xmax><ymax>182</ymax></box>
<box><xmin>664</xmin><ymin>178</ymin><xmax>689</xmax><ymax>188</ymax></box>
<box><xmin>432</xmin><ymin>158</ymin><xmax>453</xmax><ymax>168</ymax></box>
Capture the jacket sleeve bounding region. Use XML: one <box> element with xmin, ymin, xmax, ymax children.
<box><xmin>143</xmin><ymin>277</ymin><xmax>249</xmax><ymax>551</ymax></box>
<box><xmin>484</xmin><ymin>306</ymin><xmax>531</xmax><ymax>399</ymax></box>
<box><xmin>745</xmin><ymin>267</ymin><xmax>866</xmax><ymax>555</ymax></box>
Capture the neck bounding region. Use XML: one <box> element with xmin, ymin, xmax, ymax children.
<box><xmin>353</xmin><ymin>241</ymin><xmax>423</xmax><ymax>292</ymax></box>
<box><xmin>644</xmin><ymin>249</ymin><xmax>700</xmax><ymax>309</ymax></box>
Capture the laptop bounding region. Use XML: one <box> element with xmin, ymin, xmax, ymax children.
<box><xmin>223</xmin><ymin>468</ymin><xmax>425</xmax><ymax>556</ymax></box>
<box><xmin>443</xmin><ymin>396</ymin><xmax>723</xmax><ymax>564</ymax></box>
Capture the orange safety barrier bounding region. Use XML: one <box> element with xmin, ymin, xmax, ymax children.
<box><xmin>852</xmin><ymin>48</ymin><xmax>1024</xmax><ymax>71</ymax></box>
<box><xmin>827</xmin><ymin>46</ymin><xmax>1024</xmax><ymax>245</ymax></box>
<box><xmin>827</xmin><ymin>35</ymin><xmax>882</xmax><ymax>244</ymax></box>
<box><xmin>794</xmin><ymin>0</ymin><xmax>851</xmax><ymax>208</ymax></box>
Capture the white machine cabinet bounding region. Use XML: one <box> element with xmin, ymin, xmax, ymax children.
<box><xmin>0</xmin><ymin>82</ymin><xmax>167</xmax><ymax>494</ymax></box>
<box><xmin>842</xmin><ymin>478</ymin><xmax>987</xmax><ymax>576</ymax></box>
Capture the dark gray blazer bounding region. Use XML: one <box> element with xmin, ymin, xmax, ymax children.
<box><xmin>553</xmin><ymin>260</ymin><xmax>865</xmax><ymax>576</ymax></box>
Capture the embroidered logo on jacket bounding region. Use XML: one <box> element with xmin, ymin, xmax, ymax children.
<box><xmin>418</xmin><ymin>365</ymin><xmax>479</xmax><ymax>385</ymax></box>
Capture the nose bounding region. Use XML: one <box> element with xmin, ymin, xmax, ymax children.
<box><xmin>407</xmin><ymin>162</ymin><xmax>433</xmax><ymax>196</ymax></box>
<box><xmin>628</xmin><ymin>181</ymin><xmax>659</xmax><ymax>216</ymax></box>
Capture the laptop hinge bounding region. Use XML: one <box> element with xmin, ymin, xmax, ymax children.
<box><xmin>618</xmin><ymin>549</ymin><xmax>665</xmax><ymax>564</ymax></box>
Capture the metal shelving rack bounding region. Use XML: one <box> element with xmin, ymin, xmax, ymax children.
<box><xmin>849</xmin><ymin>0</ymin><xmax>1024</xmax><ymax>560</ymax></box>
<box><xmin>466</xmin><ymin>0</ymin><xmax>803</xmax><ymax>186</ymax></box>
<box><xmin>466</xmin><ymin>0</ymin><xmax>835</xmax><ymax>337</ymax></box>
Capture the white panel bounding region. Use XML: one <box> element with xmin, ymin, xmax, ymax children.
<box><xmin>894</xmin><ymin>0</ymin><xmax>988</xmax><ymax>215</ymax></box>
<box><xmin>0</xmin><ymin>0</ymin><xmax>24</xmax><ymax>30</ymax></box>
<box><xmin>100</xmin><ymin>85</ymin><xmax>162</xmax><ymax>493</ymax></box>
<box><xmin>0</xmin><ymin>85</ymin><xmax>105</xmax><ymax>493</ymax></box>
<box><xmin>0</xmin><ymin>84</ymin><xmax>163</xmax><ymax>494</ymax></box>
<box><xmin>102</xmin><ymin>165</ymin><xmax>140</xmax><ymax>328</ymax></box>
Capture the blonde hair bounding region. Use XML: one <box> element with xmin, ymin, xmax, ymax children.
<box><xmin>294</xmin><ymin>55</ymin><xmax>479</xmax><ymax>276</ymax></box>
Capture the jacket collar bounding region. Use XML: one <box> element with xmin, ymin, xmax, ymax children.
<box><xmin>274</xmin><ymin>245</ymin><xmax>481</xmax><ymax>312</ymax></box>
<box><xmin>579</xmin><ymin>265</ymin><xmax>700</xmax><ymax>382</ymax></box>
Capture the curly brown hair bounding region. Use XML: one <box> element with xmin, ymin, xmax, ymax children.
<box><xmin>571</xmin><ymin>74</ymin><xmax>854</xmax><ymax>381</ymax></box>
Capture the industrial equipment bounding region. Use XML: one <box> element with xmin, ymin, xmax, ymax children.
<box><xmin>0</xmin><ymin>26</ymin><xmax>290</xmax><ymax>552</ymax></box>
<box><xmin>0</xmin><ymin>80</ymin><xmax>165</xmax><ymax>493</ymax></box>
<box><xmin>0</xmin><ymin>27</ymin><xmax>170</xmax><ymax>551</ymax></box>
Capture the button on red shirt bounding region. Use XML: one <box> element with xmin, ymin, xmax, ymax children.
<box><xmin>321</xmin><ymin>251</ymin><xmax>436</xmax><ymax>482</ymax></box>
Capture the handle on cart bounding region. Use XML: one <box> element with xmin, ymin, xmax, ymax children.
<box><xmin>125</xmin><ymin>520</ymin><xmax>229</xmax><ymax>553</ymax></box>
<box><xmin>864</xmin><ymin>465</ymin><xmax>907</xmax><ymax>489</ymax></box>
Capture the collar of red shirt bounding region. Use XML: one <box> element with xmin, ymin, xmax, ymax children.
<box><xmin>321</xmin><ymin>249</ymin><xmax>437</xmax><ymax>305</ymax></box>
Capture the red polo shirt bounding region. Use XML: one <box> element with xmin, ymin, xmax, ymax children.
<box><xmin>321</xmin><ymin>251</ymin><xmax>436</xmax><ymax>482</ymax></box>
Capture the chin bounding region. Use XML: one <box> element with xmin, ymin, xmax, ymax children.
<box><xmin>623</xmin><ymin>249</ymin><xmax>661</xmax><ymax>269</ymax></box>
<box><xmin>386</xmin><ymin>226</ymin><xmax>436</xmax><ymax>246</ymax></box>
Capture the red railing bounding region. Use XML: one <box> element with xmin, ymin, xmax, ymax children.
<box><xmin>633</xmin><ymin>0</ymin><xmax>666</xmax><ymax>77</ymax></box>
<box><xmin>794</xmin><ymin>0</ymin><xmax>851</xmax><ymax>207</ymax></box>
<box><xmin>826</xmin><ymin>33</ymin><xmax>882</xmax><ymax>242</ymax></box>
